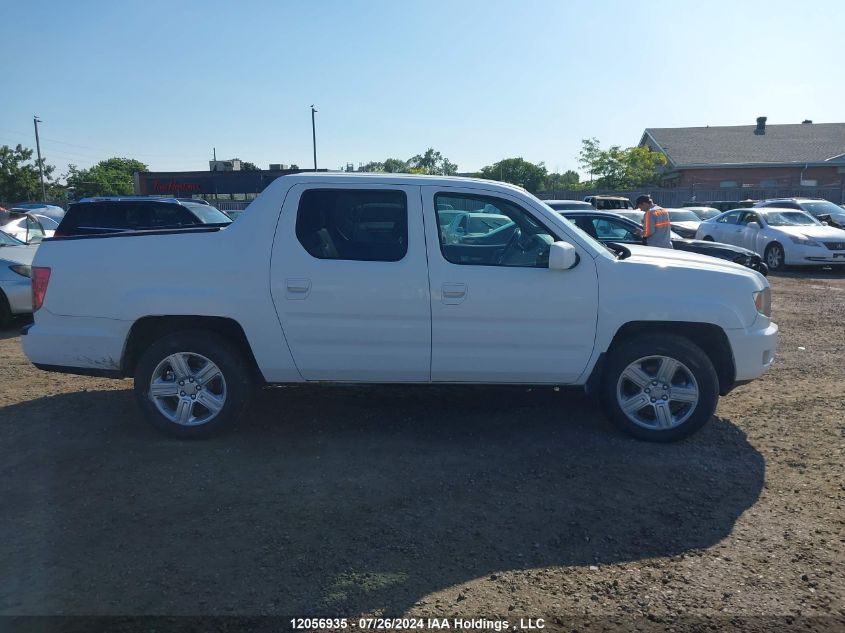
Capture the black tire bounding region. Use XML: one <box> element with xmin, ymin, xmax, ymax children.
<box><xmin>0</xmin><ymin>291</ymin><xmax>11</xmax><ymax>329</ymax></box>
<box><xmin>133</xmin><ymin>330</ymin><xmax>251</xmax><ymax>438</ymax></box>
<box><xmin>702</xmin><ymin>235</ymin><xmax>714</xmax><ymax>241</ymax></box>
<box><xmin>600</xmin><ymin>334</ymin><xmax>719</xmax><ymax>442</ymax></box>
<box><xmin>764</xmin><ymin>242</ymin><xmax>785</xmax><ymax>271</ymax></box>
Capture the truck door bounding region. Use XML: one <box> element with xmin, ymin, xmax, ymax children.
<box><xmin>270</xmin><ymin>184</ymin><xmax>431</xmax><ymax>381</ymax></box>
<box><xmin>422</xmin><ymin>186</ymin><xmax>599</xmax><ymax>383</ymax></box>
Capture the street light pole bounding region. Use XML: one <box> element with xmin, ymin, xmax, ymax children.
<box><xmin>311</xmin><ymin>105</ymin><xmax>318</xmax><ymax>170</ymax></box>
<box><xmin>33</xmin><ymin>116</ymin><xmax>46</xmax><ymax>201</ymax></box>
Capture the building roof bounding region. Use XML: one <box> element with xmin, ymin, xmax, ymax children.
<box><xmin>641</xmin><ymin>122</ymin><xmax>845</xmax><ymax>168</ymax></box>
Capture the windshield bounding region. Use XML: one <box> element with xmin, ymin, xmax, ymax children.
<box><xmin>0</xmin><ymin>229</ymin><xmax>25</xmax><ymax>246</ymax></box>
<box><xmin>763</xmin><ymin>211</ymin><xmax>821</xmax><ymax>227</ymax></box>
<box><xmin>33</xmin><ymin>215</ymin><xmax>59</xmax><ymax>229</ymax></box>
<box><xmin>802</xmin><ymin>200</ymin><xmax>845</xmax><ymax>217</ymax></box>
<box><xmin>617</xmin><ymin>210</ymin><xmax>645</xmax><ymax>223</ymax></box>
<box><xmin>667</xmin><ymin>210</ymin><xmax>701</xmax><ymax>222</ymax></box>
<box><xmin>184</xmin><ymin>203</ymin><xmax>232</xmax><ymax>224</ymax></box>
<box><xmin>689</xmin><ymin>207</ymin><xmax>720</xmax><ymax>219</ymax></box>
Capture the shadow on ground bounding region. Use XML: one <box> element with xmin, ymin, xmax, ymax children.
<box><xmin>0</xmin><ymin>384</ymin><xmax>764</xmax><ymax>616</ymax></box>
<box><xmin>0</xmin><ymin>317</ymin><xmax>31</xmax><ymax>341</ymax></box>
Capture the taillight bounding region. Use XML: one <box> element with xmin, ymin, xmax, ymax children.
<box><xmin>53</xmin><ymin>230</ymin><xmax>67</xmax><ymax>238</ymax></box>
<box><xmin>32</xmin><ymin>266</ymin><xmax>51</xmax><ymax>312</ymax></box>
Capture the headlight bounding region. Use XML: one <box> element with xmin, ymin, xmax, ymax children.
<box><xmin>9</xmin><ymin>264</ymin><xmax>32</xmax><ymax>278</ymax></box>
<box><xmin>753</xmin><ymin>288</ymin><xmax>771</xmax><ymax>317</ymax></box>
<box><xmin>789</xmin><ymin>235</ymin><xmax>821</xmax><ymax>247</ymax></box>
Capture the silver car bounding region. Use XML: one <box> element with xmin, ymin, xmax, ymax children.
<box><xmin>0</xmin><ymin>230</ymin><xmax>36</xmax><ymax>327</ymax></box>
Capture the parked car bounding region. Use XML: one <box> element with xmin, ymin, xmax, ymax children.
<box><xmin>54</xmin><ymin>197</ymin><xmax>231</xmax><ymax>237</ymax></box>
<box><xmin>23</xmin><ymin>173</ymin><xmax>777</xmax><ymax>442</ymax></box>
<box><xmin>661</xmin><ymin>209</ymin><xmax>703</xmax><ymax>239</ymax></box>
<box><xmin>0</xmin><ymin>212</ymin><xmax>49</xmax><ymax>243</ymax></box>
<box><xmin>544</xmin><ymin>200</ymin><xmax>595</xmax><ymax>211</ymax></box>
<box><xmin>695</xmin><ymin>207</ymin><xmax>845</xmax><ymax>271</ymax></box>
<box><xmin>583</xmin><ymin>195</ymin><xmax>633</xmax><ymax>210</ymax></box>
<box><xmin>9</xmin><ymin>203</ymin><xmax>65</xmax><ymax>223</ymax></box>
<box><xmin>689</xmin><ymin>200</ymin><xmax>757</xmax><ymax>212</ymax></box>
<box><xmin>558</xmin><ymin>210</ymin><xmax>768</xmax><ymax>275</ymax></box>
<box><xmin>0</xmin><ymin>229</ymin><xmax>37</xmax><ymax>327</ymax></box>
<box><xmin>754</xmin><ymin>198</ymin><xmax>845</xmax><ymax>230</ymax></box>
<box><xmin>681</xmin><ymin>206</ymin><xmax>722</xmax><ymax>221</ymax></box>
<box><xmin>440</xmin><ymin>211</ymin><xmax>514</xmax><ymax>245</ymax></box>
<box><xmin>30</xmin><ymin>214</ymin><xmax>59</xmax><ymax>234</ymax></box>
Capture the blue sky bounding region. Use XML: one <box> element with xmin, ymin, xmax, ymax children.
<box><xmin>2</xmin><ymin>0</ymin><xmax>843</xmax><ymax>177</ymax></box>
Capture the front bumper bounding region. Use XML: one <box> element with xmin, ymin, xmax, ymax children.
<box><xmin>726</xmin><ymin>317</ymin><xmax>778</xmax><ymax>382</ymax></box>
<box><xmin>786</xmin><ymin>244</ymin><xmax>845</xmax><ymax>265</ymax></box>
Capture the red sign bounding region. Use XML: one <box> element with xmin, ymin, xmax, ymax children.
<box><xmin>152</xmin><ymin>180</ymin><xmax>202</xmax><ymax>193</ymax></box>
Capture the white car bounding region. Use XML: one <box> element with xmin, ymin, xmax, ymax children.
<box><xmin>441</xmin><ymin>211</ymin><xmax>514</xmax><ymax>245</ymax></box>
<box><xmin>695</xmin><ymin>207</ymin><xmax>845</xmax><ymax>271</ymax></box>
<box><xmin>682</xmin><ymin>206</ymin><xmax>722</xmax><ymax>221</ymax></box>
<box><xmin>0</xmin><ymin>213</ymin><xmax>53</xmax><ymax>243</ymax></box>
<box><xmin>665</xmin><ymin>209</ymin><xmax>703</xmax><ymax>239</ymax></box>
<box><xmin>0</xmin><ymin>230</ymin><xmax>37</xmax><ymax>326</ymax></box>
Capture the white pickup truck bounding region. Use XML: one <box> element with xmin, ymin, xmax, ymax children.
<box><xmin>22</xmin><ymin>174</ymin><xmax>778</xmax><ymax>441</ymax></box>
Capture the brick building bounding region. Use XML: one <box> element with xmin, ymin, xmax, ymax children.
<box><xmin>639</xmin><ymin>118</ymin><xmax>845</xmax><ymax>191</ymax></box>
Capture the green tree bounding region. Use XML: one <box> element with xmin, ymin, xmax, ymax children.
<box><xmin>239</xmin><ymin>161</ymin><xmax>260</xmax><ymax>171</ymax></box>
<box><xmin>358</xmin><ymin>158</ymin><xmax>410</xmax><ymax>173</ymax></box>
<box><xmin>544</xmin><ymin>169</ymin><xmax>580</xmax><ymax>192</ymax></box>
<box><xmin>478</xmin><ymin>157</ymin><xmax>548</xmax><ymax>193</ymax></box>
<box><xmin>621</xmin><ymin>145</ymin><xmax>669</xmax><ymax>187</ymax></box>
<box><xmin>577</xmin><ymin>138</ymin><xmax>667</xmax><ymax>189</ymax></box>
<box><xmin>0</xmin><ymin>144</ymin><xmax>57</xmax><ymax>202</ymax></box>
<box><xmin>408</xmin><ymin>148</ymin><xmax>457</xmax><ymax>176</ymax></box>
<box><xmin>383</xmin><ymin>158</ymin><xmax>410</xmax><ymax>173</ymax></box>
<box><xmin>66</xmin><ymin>157</ymin><xmax>148</xmax><ymax>198</ymax></box>
<box><xmin>578</xmin><ymin>137</ymin><xmax>603</xmax><ymax>184</ymax></box>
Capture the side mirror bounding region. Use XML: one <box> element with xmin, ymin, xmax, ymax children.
<box><xmin>549</xmin><ymin>241</ymin><xmax>578</xmax><ymax>270</ymax></box>
<box><xmin>746</xmin><ymin>221</ymin><xmax>760</xmax><ymax>230</ymax></box>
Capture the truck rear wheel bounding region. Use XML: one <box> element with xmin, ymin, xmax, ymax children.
<box><xmin>133</xmin><ymin>331</ymin><xmax>251</xmax><ymax>438</ymax></box>
<box><xmin>601</xmin><ymin>334</ymin><xmax>719</xmax><ymax>442</ymax></box>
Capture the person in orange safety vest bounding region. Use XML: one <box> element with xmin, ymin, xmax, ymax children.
<box><xmin>637</xmin><ymin>194</ymin><xmax>673</xmax><ymax>249</ymax></box>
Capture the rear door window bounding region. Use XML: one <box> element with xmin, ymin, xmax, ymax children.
<box><xmin>295</xmin><ymin>189</ymin><xmax>408</xmax><ymax>262</ymax></box>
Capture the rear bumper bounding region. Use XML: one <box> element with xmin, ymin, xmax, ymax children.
<box><xmin>22</xmin><ymin>312</ymin><xmax>131</xmax><ymax>375</ymax></box>
<box><xmin>1</xmin><ymin>276</ymin><xmax>33</xmax><ymax>314</ymax></box>
<box><xmin>726</xmin><ymin>318</ymin><xmax>778</xmax><ymax>382</ymax></box>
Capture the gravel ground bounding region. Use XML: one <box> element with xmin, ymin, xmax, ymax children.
<box><xmin>0</xmin><ymin>271</ymin><xmax>843</xmax><ymax>633</ymax></box>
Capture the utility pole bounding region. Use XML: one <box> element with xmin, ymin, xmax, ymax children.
<box><xmin>33</xmin><ymin>116</ymin><xmax>46</xmax><ymax>201</ymax></box>
<box><xmin>311</xmin><ymin>105</ymin><xmax>318</xmax><ymax>170</ymax></box>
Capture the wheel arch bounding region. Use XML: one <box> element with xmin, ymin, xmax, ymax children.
<box><xmin>121</xmin><ymin>315</ymin><xmax>264</xmax><ymax>382</ymax></box>
<box><xmin>589</xmin><ymin>321</ymin><xmax>736</xmax><ymax>396</ymax></box>
<box><xmin>763</xmin><ymin>240</ymin><xmax>785</xmax><ymax>269</ymax></box>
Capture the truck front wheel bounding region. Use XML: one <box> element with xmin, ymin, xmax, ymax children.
<box><xmin>601</xmin><ymin>334</ymin><xmax>719</xmax><ymax>442</ymax></box>
<box><xmin>133</xmin><ymin>331</ymin><xmax>251</xmax><ymax>438</ymax></box>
